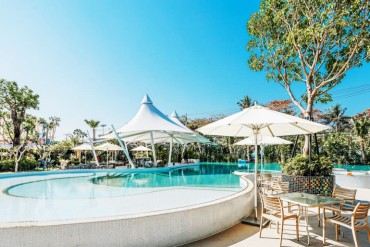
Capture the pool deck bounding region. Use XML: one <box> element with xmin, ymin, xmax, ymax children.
<box><xmin>185</xmin><ymin>188</ymin><xmax>370</xmax><ymax>247</ymax></box>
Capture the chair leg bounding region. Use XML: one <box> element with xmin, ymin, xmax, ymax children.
<box><xmin>280</xmin><ymin>221</ymin><xmax>284</xmax><ymax>247</ymax></box>
<box><xmin>352</xmin><ymin>227</ymin><xmax>359</xmax><ymax>247</ymax></box>
<box><xmin>323</xmin><ymin>218</ymin><xmax>326</xmax><ymax>245</ymax></box>
<box><xmin>296</xmin><ymin>217</ymin><xmax>299</xmax><ymax>240</ymax></box>
<box><xmin>367</xmin><ymin>227</ymin><xmax>370</xmax><ymax>243</ymax></box>
<box><xmin>277</xmin><ymin>221</ymin><xmax>279</xmax><ymax>233</ymax></box>
<box><xmin>317</xmin><ymin>207</ymin><xmax>321</xmax><ymax>227</ymax></box>
<box><xmin>335</xmin><ymin>224</ymin><xmax>339</xmax><ymax>241</ymax></box>
<box><xmin>259</xmin><ymin>215</ymin><xmax>263</xmax><ymax>238</ymax></box>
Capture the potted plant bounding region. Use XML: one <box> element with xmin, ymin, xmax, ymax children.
<box><xmin>280</xmin><ymin>155</ymin><xmax>334</xmax><ymax>195</ymax></box>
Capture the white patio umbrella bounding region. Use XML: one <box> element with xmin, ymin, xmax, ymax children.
<box><xmin>234</xmin><ymin>136</ymin><xmax>292</xmax><ymax>146</ymax></box>
<box><xmin>102</xmin><ymin>95</ymin><xmax>194</xmax><ymax>167</ymax></box>
<box><xmin>234</xmin><ymin>136</ymin><xmax>292</xmax><ymax>173</ymax></box>
<box><xmin>131</xmin><ymin>145</ymin><xmax>152</xmax><ymax>152</ymax></box>
<box><xmin>72</xmin><ymin>143</ymin><xmax>92</xmax><ymax>164</ymax></box>
<box><xmin>95</xmin><ymin>143</ymin><xmax>122</xmax><ymax>165</ymax></box>
<box><xmin>197</xmin><ymin>103</ymin><xmax>331</xmax><ymax>215</ymax></box>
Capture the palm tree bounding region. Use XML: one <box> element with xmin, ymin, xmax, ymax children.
<box><xmin>48</xmin><ymin>116</ymin><xmax>60</xmax><ymax>143</ymax></box>
<box><xmin>84</xmin><ymin>119</ymin><xmax>100</xmax><ymax>141</ymax></box>
<box><xmin>237</xmin><ymin>96</ymin><xmax>253</xmax><ymax>110</ymax></box>
<box><xmin>323</xmin><ymin>104</ymin><xmax>350</xmax><ymax>132</ymax></box>
<box><xmin>37</xmin><ymin>117</ymin><xmax>48</xmax><ymax>144</ymax></box>
<box><xmin>351</xmin><ymin>117</ymin><xmax>370</xmax><ymax>163</ymax></box>
<box><xmin>237</xmin><ymin>96</ymin><xmax>253</xmax><ymax>161</ymax></box>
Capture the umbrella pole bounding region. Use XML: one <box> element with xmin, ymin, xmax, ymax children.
<box><xmin>107</xmin><ymin>151</ymin><xmax>109</xmax><ymax>166</ymax></box>
<box><xmin>150</xmin><ymin>131</ymin><xmax>157</xmax><ymax>166</ymax></box>
<box><xmin>254</xmin><ymin>130</ymin><xmax>258</xmax><ymax>219</ymax></box>
<box><xmin>168</xmin><ymin>136</ymin><xmax>173</xmax><ymax>166</ymax></box>
<box><xmin>85</xmin><ymin>150</ymin><xmax>86</xmax><ymax>164</ymax></box>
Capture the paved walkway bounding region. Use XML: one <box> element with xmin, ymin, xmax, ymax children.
<box><xmin>185</xmin><ymin>211</ymin><xmax>370</xmax><ymax>246</ymax></box>
<box><xmin>185</xmin><ymin>189</ymin><xmax>370</xmax><ymax>247</ymax></box>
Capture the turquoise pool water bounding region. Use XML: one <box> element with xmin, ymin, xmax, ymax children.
<box><xmin>5</xmin><ymin>162</ymin><xmax>370</xmax><ymax>200</ymax></box>
<box><xmin>233</xmin><ymin>161</ymin><xmax>370</xmax><ymax>172</ymax></box>
<box><xmin>6</xmin><ymin>164</ymin><xmax>242</xmax><ymax>199</ymax></box>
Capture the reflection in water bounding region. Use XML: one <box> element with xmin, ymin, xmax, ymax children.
<box><xmin>92</xmin><ymin>165</ymin><xmax>240</xmax><ymax>188</ymax></box>
<box><xmin>7</xmin><ymin>164</ymin><xmax>245</xmax><ymax>199</ymax></box>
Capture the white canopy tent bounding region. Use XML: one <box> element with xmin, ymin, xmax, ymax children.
<box><xmin>197</xmin><ymin>103</ymin><xmax>331</xmax><ymax>217</ymax></box>
<box><xmin>102</xmin><ymin>94</ymin><xmax>193</xmax><ymax>167</ymax></box>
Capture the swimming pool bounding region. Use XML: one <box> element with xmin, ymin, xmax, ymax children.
<box><xmin>232</xmin><ymin>161</ymin><xmax>370</xmax><ymax>172</ymax></box>
<box><xmin>0</xmin><ymin>163</ymin><xmax>255</xmax><ymax>247</ymax></box>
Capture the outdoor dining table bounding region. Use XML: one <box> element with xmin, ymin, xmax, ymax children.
<box><xmin>278</xmin><ymin>192</ymin><xmax>344</xmax><ymax>246</ymax></box>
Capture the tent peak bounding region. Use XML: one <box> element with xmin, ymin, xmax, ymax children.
<box><xmin>170</xmin><ymin>110</ymin><xmax>179</xmax><ymax>118</ymax></box>
<box><xmin>141</xmin><ymin>94</ymin><xmax>153</xmax><ymax>104</ymax></box>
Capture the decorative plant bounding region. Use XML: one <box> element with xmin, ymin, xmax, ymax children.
<box><xmin>281</xmin><ymin>154</ymin><xmax>333</xmax><ymax>176</ymax></box>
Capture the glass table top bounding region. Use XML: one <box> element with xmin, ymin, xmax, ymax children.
<box><xmin>278</xmin><ymin>192</ymin><xmax>344</xmax><ymax>207</ymax></box>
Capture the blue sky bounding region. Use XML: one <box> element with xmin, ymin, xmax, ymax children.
<box><xmin>0</xmin><ymin>0</ymin><xmax>369</xmax><ymax>139</ymax></box>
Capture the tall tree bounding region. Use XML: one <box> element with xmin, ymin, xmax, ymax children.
<box><xmin>322</xmin><ymin>104</ymin><xmax>350</xmax><ymax>132</ymax></box>
<box><xmin>351</xmin><ymin>117</ymin><xmax>370</xmax><ymax>163</ymax></box>
<box><xmin>84</xmin><ymin>119</ymin><xmax>100</xmax><ymax>141</ymax></box>
<box><xmin>0</xmin><ymin>79</ymin><xmax>39</xmax><ymax>146</ymax></box>
<box><xmin>237</xmin><ymin>96</ymin><xmax>253</xmax><ymax>110</ymax></box>
<box><xmin>247</xmin><ymin>0</ymin><xmax>370</xmax><ymax>155</ymax></box>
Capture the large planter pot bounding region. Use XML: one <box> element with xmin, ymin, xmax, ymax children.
<box><xmin>281</xmin><ymin>174</ymin><xmax>335</xmax><ymax>196</ymax></box>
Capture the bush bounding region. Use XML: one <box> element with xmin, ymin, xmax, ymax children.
<box><xmin>0</xmin><ymin>157</ymin><xmax>38</xmax><ymax>172</ymax></box>
<box><xmin>280</xmin><ymin>154</ymin><xmax>333</xmax><ymax>176</ymax></box>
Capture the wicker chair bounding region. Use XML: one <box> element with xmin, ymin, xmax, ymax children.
<box><xmin>259</xmin><ymin>194</ymin><xmax>299</xmax><ymax>246</ymax></box>
<box><xmin>323</xmin><ymin>202</ymin><xmax>370</xmax><ymax>247</ymax></box>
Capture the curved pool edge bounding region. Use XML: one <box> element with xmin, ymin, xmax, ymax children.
<box><xmin>0</xmin><ymin>175</ymin><xmax>255</xmax><ymax>247</ymax></box>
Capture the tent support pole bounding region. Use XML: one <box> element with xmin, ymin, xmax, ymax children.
<box><xmin>168</xmin><ymin>136</ymin><xmax>173</xmax><ymax>166</ymax></box>
<box><xmin>87</xmin><ymin>131</ymin><xmax>99</xmax><ymax>166</ymax></box>
<box><xmin>111</xmin><ymin>125</ymin><xmax>135</xmax><ymax>168</ymax></box>
<box><xmin>150</xmin><ymin>131</ymin><xmax>157</xmax><ymax>166</ymax></box>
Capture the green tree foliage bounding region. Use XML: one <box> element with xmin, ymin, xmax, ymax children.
<box><xmin>247</xmin><ymin>0</ymin><xmax>370</xmax><ymax>155</ymax></box>
<box><xmin>322</xmin><ymin>104</ymin><xmax>350</xmax><ymax>132</ymax></box>
<box><xmin>0</xmin><ymin>79</ymin><xmax>39</xmax><ymax>146</ymax></box>
<box><xmin>84</xmin><ymin>119</ymin><xmax>100</xmax><ymax>141</ymax></box>
<box><xmin>351</xmin><ymin>116</ymin><xmax>370</xmax><ymax>163</ymax></box>
<box><xmin>322</xmin><ymin>132</ymin><xmax>361</xmax><ymax>164</ymax></box>
<box><xmin>237</xmin><ymin>95</ymin><xmax>253</xmax><ymax>110</ymax></box>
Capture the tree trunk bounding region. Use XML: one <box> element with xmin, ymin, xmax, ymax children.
<box><xmin>246</xmin><ymin>146</ymin><xmax>250</xmax><ymax>162</ymax></box>
<box><xmin>13</xmin><ymin>122</ymin><xmax>21</xmax><ymax>147</ymax></box>
<box><xmin>14</xmin><ymin>159</ymin><xmax>19</xmax><ymax>172</ymax></box>
<box><xmin>93</xmin><ymin>128</ymin><xmax>96</xmax><ymax>141</ymax></box>
<box><xmin>301</xmin><ymin>109</ymin><xmax>312</xmax><ymax>157</ymax></box>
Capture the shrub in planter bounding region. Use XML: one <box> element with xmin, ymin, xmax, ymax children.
<box><xmin>280</xmin><ymin>155</ymin><xmax>334</xmax><ymax>195</ymax></box>
<box><xmin>281</xmin><ymin>154</ymin><xmax>333</xmax><ymax>176</ymax></box>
